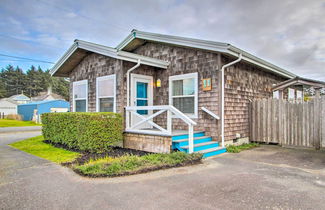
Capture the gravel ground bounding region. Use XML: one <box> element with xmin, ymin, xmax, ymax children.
<box><xmin>0</xmin><ymin>132</ymin><xmax>324</xmax><ymax>210</ymax></box>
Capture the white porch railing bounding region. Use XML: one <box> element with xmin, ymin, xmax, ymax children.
<box><xmin>125</xmin><ymin>105</ymin><xmax>197</xmax><ymax>153</ymax></box>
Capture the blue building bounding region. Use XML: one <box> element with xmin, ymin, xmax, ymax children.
<box><xmin>18</xmin><ymin>100</ymin><xmax>70</xmax><ymax>121</ymax></box>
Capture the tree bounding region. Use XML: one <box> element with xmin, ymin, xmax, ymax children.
<box><xmin>0</xmin><ymin>65</ymin><xmax>27</xmax><ymax>97</ymax></box>
<box><xmin>0</xmin><ymin>79</ymin><xmax>6</xmax><ymax>98</ymax></box>
<box><xmin>0</xmin><ymin>65</ymin><xmax>69</xmax><ymax>99</ymax></box>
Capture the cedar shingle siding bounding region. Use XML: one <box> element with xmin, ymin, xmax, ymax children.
<box><xmin>69</xmin><ymin>42</ymin><xmax>287</xmax><ymax>142</ymax></box>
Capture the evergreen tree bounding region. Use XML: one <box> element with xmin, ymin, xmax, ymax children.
<box><xmin>0</xmin><ymin>64</ymin><xmax>69</xmax><ymax>100</ymax></box>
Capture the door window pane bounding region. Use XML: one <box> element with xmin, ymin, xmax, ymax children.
<box><xmin>136</xmin><ymin>99</ymin><xmax>148</xmax><ymax>115</ymax></box>
<box><xmin>137</xmin><ymin>82</ymin><xmax>148</xmax><ymax>98</ymax></box>
<box><xmin>99</xmin><ymin>98</ymin><xmax>114</xmax><ymax>112</ymax></box>
<box><xmin>173</xmin><ymin>97</ymin><xmax>194</xmax><ymax>114</ymax></box>
<box><xmin>75</xmin><ymin>100</ymin><xmax>86</xmax><ymax>112</ymax></box>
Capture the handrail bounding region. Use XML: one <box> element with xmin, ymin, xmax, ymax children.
<box><xmin>126</xmin><ymin>105</ymin><xmax>197</xmax><ymax>126</ymax></box>
<box><xmin>125</xmin><ymin>105</ymin><xmax>196</xmax><ymax>153</ymax></box>
<box><xmin>201</xmin><ymin>107</ymin><xmax>220</xmax><ymax>120</ymax></box>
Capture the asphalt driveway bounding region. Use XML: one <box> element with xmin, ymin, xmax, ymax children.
<box><xmin>0</xmin><ymin>131</ymin><xmax>324</xmax><ymax>210</ymax></box>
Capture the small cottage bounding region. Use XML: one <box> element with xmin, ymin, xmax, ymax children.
<box><xmin>0</xmin><ymin>94</ymin><xmax>31</xmax><ymax>117</ymax></box>
<box><xmin>50</xmin><ymin>30</ymin><xmax>324</xmax><ymax>158</ymax></box>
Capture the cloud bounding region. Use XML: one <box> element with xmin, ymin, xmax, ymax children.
<box><xmin>0</xmin><ymin>0</ymin><xmax>324</xmax><ymax>80</ymax></box>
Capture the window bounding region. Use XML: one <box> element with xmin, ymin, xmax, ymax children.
<box><xmin>296</xmin><ymin>90</ymin><xmax>302</xmax><ymax>99</ymax></box>
<box><xmin>288</xmin><ymin>88</ymin><xmax>295</xmax><ymax>100</ymax></box>
<box><xmin>169</xmin><ymin>72</ymin><xmax>198</xmax><ymax>118</ymax></box>
<box><xmin>96</xmin><ymin>75</ymin><xmax>116</xmax><ymax>112</ymax></box>
<box><xmin>273</xmin><ymin>91</ymin><xmax>279</xmax><ymax>99</ymax></box>
<box><xmin>73</xmin><ymin>80</ymin><xmax>88</xmax><ymax>112</ymax></box>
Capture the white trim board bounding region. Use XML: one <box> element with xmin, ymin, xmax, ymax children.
<box><xmin>72</xmin><ymin>79</ymin><xmax>88</xmax><ymax>112</ymax></box>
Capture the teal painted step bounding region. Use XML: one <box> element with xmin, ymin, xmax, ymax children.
<box><xmin>171</xmin><ymin>131</ymin><xmax>205</xmax><ymax>141</ymax></box>
<box><xmin>181</xmin><ymin>141</ymin><xmax>220</xmax><ymax>153</ymax></box>
<box><xmin>200</xmin><ymin>147</ymin><xmax>227</xmax><ymax>158</ymax></box>
<box><xmin>173</xmin><ymin>136</ymin><xmax>212</xmax><ymax>147</ymax></box>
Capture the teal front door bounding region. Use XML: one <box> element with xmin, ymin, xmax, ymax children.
<box><xmin>131</xmin><ymin>74</ymin><xmax>153</xmax><ymax>129</ymax></box>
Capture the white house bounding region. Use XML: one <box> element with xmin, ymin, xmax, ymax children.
<box><xmin>0</xmin><ymin>98</ymin><xmax>18</xmax><ymax>116</ymax></box>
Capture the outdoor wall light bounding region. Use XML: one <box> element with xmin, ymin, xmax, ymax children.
<box><xmin>156</xmin><ymin>79</ymin><xmax>161</xmax><ymax>87</ymax></box>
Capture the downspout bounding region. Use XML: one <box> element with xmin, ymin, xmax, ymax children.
<box><xmin>220</xmin><ymin>53</ymin><xmax>242</xmax><ymax>148</ymax></box>
<box><xmin>126</xmin><ymin>59</ymin><xmax>141</xmax><ymax>128</ymax></box>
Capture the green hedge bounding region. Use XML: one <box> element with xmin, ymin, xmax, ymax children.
<box><xmin>42</xmin><ymin>112</ymin><xmax>123</xmax><ymax>153</ymax></box>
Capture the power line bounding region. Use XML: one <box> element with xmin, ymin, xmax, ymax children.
<box><xmin>0</xmin><ymin>53</ymin><xmax>54</xmax><ymax>64</ymax></box>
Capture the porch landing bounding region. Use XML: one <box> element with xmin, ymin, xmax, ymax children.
<box><xmin>124</xmin><ymin>129</ymin><xmax>226</xmax><ymax>158</ymax></box>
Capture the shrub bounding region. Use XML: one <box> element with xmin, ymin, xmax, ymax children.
<box><xmin>226</xmin><ymin>143</ymin><xmax>259</xmax><ymax>153</ymax></box>
<box><xmin>42</xmin><ymin>112</ymin><xmax>123</xmax><ymax>153</ymax></box>
<box><xmin>5</xmin><ymin>114</ymin><xmax>22</xmax><ymax>121</ymax></box>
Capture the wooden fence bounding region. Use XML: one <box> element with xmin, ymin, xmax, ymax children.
<box><xmin>250</xmin><ymin>96</ymin><xmax>325</xmax><ymax>149</ymax></box>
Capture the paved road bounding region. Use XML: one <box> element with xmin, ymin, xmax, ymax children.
<box><xmin>0</xmin><ymin>126</ymin><xmax>42</xmax><ymax>134</ymax></box>
<box><xmin>0</xmin><ymin>132</ymin><xmax>325</xmax><ymax>210</ymax></box>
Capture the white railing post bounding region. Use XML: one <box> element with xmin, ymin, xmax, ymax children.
<box><xmin>125</xmin><ymin>109</ymin><xmax>130</xmax><ymax>129</ymax></box>
<box><xmin>188</xmin><ymin>124</ymin><xmax>194</xmax><ymax>153</ymax></box>
<box><xmin>167</xmin><ymin>109</ymin><xmax>172</xmax><ymax>135</ymax></box>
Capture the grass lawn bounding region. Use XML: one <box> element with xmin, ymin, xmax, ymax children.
<box><xmin>0</xmin><ymin>119</ymin><xmax>39</xmax><ymax>127</ymax></box>
<box><xmin>10</xmin><ymin>136</ymin><xmax>203</xmax><ymax>177</ymax></box>
<box><xmin>9</xmin><ymin>135</ymin><xmax>80</xmax><ymax>163</ymax></box>
<box><xmin>226</xmin><ymin>143</ymin><xmax>259</xmax><ymax>153</ymax></box>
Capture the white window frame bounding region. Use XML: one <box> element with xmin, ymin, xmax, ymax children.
<box><xmin>273</xmin><ymin>90</ymin><xmax>279</xmax><ymax>99</ymax></box>
<box><xmin>296</xmin><ymin>90</ymin><xmax>303</xmax><ymax>99</ymax></box>
<box><xmin>73</xmin><ymin>79</ymin><xmax>88</xmax><ymax>112</ymax></box>
<box><xmin>169</xmin><ymin>72</ymin><xmax>198</xmax><ymax>118</ymax></box>
<box><xmin>288</xmin><ymin>88</ymin><xmax>295</xmax><ymax>100</ymax></box>
<box><xmin>96</xmin><ymin>74</ymin><xmax>116</xmax><ymax>112</ymax></box>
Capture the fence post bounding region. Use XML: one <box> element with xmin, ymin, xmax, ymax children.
<box><xmin>314</xmin><ymin>97</ymin><xmax>321</xmax><ymax>150</ymax></box>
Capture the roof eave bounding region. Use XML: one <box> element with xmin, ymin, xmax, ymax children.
<box><xmin>50</xmin><ymin>42</ymin><xmax>78</xmax><ymax>76</ymax></box>
<box><xmin>117</xmin><ymin>30</ymin><xmax>297</xmax><ymax>79</ymax></box>
<box><xmin>51</xmin><ymin>39</ymin><xmax>169</xmax><ymax>77</ymax></box>
<box><xmin>227</xmin><ymin>46</ymin><xmax>296</xmax><ymax>79</ymax></box>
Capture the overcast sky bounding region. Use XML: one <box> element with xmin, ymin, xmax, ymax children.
<box><xmin>0</xmin><ymin>0</ymin><xmax>324</xmax><ymax>80</ymax></box>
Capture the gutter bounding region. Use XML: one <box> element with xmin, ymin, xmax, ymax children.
<box><xmin>220</xmin><ymin>53</ymin><xmax>242</xmax><ymax>148</ymax></box>
<box><xmin>126</xmin><ymin>59</ymin><xmax>141</xmax><ymax>128</ymax></box>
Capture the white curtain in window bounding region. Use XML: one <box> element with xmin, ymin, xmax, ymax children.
<box><xmin>98</xmin><ymin>78</ymin><xmax>114</xmax><ymax>97</ymax></box>
<box><xmin>74</xmin><ymin>83</ymin><xmax>87</xmax><ymax>99</ymax></box>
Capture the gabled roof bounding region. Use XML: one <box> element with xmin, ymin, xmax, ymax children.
<box><xmin>51</xmin><ymin>40</ymin><xmax>169</xmax><ymax>77</ymax></box>
<box><xmin>31</xmin><ymin>92</ymin><xmax>65</xmax><ymax>101</ymax></box>
<box><xmin>0</xmin><ymin>98</ymin><xmax>19</xmax><ymax>105</ymax></box>
<box><xmin>117</xmin><ymin>30</ymin><xmax>297</xmax><ymax>79</ymax></box>
<box><xmin>9</xmin><ymin>94</ymin><xmax>30</xmax><ymax>101</ymax></box>
<box><xmin>272</xmin><ymin>76</ymin><xmax>325</xmax><ymax>91</ymax></box>
<box><xmin>18</xmin><ymin>99</ymin><xmax>68</xmax><ymax>106</ymax></box>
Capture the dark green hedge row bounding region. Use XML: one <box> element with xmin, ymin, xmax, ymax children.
<box><xmin>42</xmin><ymin>112</ymin><xmax>123</xmax><ymax>153</ymax></box>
